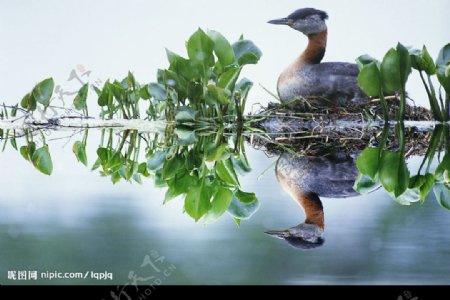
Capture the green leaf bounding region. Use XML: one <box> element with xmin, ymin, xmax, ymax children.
<box><xmin>207</xmin><ymin>30</ymin><xmax>235</xmax><ymax>68</ymax></box>
<box><xmin>72</xmin><ymin>141</ymin><xmax>88</xmax><ymax>166</ymax></box>
<box><xmin>435</xmin><ymin>153</ymin><xmax>450</xmax><ymax>183</ymax></box>
<box><xmin>98</xmin><ymin>81</ymin><xmax>112</xmax><ymax>106</ymax></box>
<box><xmin>205</xmin><ymin>143</ymin><xmax>230</xmax><ymax>162</ymax></box>
<box><xmin>356</xmin><ymin>147</ymin><xmax>380</xmax><ymax>180</ymax></box>
<box><xmin>409</xmin><ymin>173</ymin><xmax>435</xmax><ymax>203</ymax></box>
<box><xmin>174</xmin><ymin>128</ymin><xmax>197</xmax><ymax>145</ymax></box>
<box><xmin>147</xmin><ymin>151</ymin><xmax>166</xmax><ymax>171</ymax></box>
<box><xmin>410</xmin><ymin>46</ymin><xmax>436</xmax><ymax>75</ymax></box>
<box><xmin>353</xmin><ymin>174</ymin><xmax>381</xmax><ymax>194</ymax></box>
<box><xmin>396</xmin><ymin>43</ymin><xmax>412</xmax><ymax>87</ymax></box>
<box><xmin>167</xmin><ymin>49</ymin><xmax>201</xmax><ymax>81</ymax></box>
<box><xmin>32</xmin><ymin>145</ymin><xmax>53</xmax><ymax>175</ymax></box>
<box><xmin>175</xmin><ymin>107</ymin><xmax>197</xmax><ymax>121</ymax></box>
<box><xmin>148</xmin><ymin>83</ymin><xmax>167</xmax><ymax>101</ymax></box>
<box><xmin>232</xmin><ymin>40</ymin><xmax>262</xmax><ymax>66</ymax></box>
<box><xmin>204</xmin><ymin>186</ymin><xmax>233</xmax><ymax>224</ymax></box>
<box><xmin>356</xmin><ymin>54</ymin><xmax>376</xmax><ymax>70</ymax></box>
<box><xmin>206</xmin><ymin>85</ymin><xmax>230</xmax><ymax>105</ymax></box>
<box><xmin>390</xmin><ymin>188</ymin><xmax>421</xmax><ymax>205</ymax></box>
<box><xmin>20</xmin><ymin>93</ymin><xmax>37</xmax><ymax>111</ymax></box>
<box><xmin>379</xmin><ymin>150</ymin><xmax>410</xmax><ymax>197</ymax></box>
<box><xmin>162</xmin><ymin>155</ymin><xmax>184</xmax><ymax>180</ymax></box>
<box><xmin>357</xmin><ymin>62</ymin><xmax>381</xmax><ymax>97</ymax></box>
<box><xmin>227</xmin><ymin>191</ymin><xmax>260</xmax><ymax>220</ymax></box>
<box><xmin>137</xmin><ymin>162</ymin><xmax>150</xmax><ymax>177</ymax></box>
<box><xmin>235</xmin><ymin>189</ymin><xmax>257</xmax><ymax>204</ymax></box>
<box><xmin>187</xmin><ymin>28</ymin><xmax>215</xmax><ymax>69</ymax></box>
<box><xmin>32</xmin><ymin>78</ymin><xmax>54</xmax><ymax>107</ymax></box>
<box><xmin>73</xmin><ymin>83</ymin><xmax>89</xmax><ymax>111</ymax></box>
<box><xmin>380</xmin><ymin>48</ymin><xmax>401</xmax><ymax>93</ymax></box>
<box><xmin>434</xmin><ymin>183</ymin><xmax>450</xmax><ymax>210</ymax></box>
<box><xmin>185</xmin><ymin>182</ymin><xmax>212</xmax><ymax>221</ymax></box>
<box><xmin>216</xmin><ymin>159</ymin><xmax>240</xmax><ymax>186</ymax></box>
<box><xmin>436</xmin><ymin>43</ymin><xmax>450</xmax><ymax>93</ymax></box>
<box><xmin>20</xmin><ymin>142</ymin><xmax>36</xmax><ymax>162</ymax></box>
<box><xmin>217</xmin><ymin>66</ymin><xmax>241</xmax><ymax>92</ymax></box>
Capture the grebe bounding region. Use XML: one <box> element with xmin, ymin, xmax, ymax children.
<box><xmin>268</xmin><ymin>8</ymin><xmax>367</xmax><ymax>105</ymax></box>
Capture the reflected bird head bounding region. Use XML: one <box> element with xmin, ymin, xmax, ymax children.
<box><xmin>265</xmin><ymin>223</ymin><xmax>324</xmax><ymax>250</ymax></box>
<box><xmin>268</xmin><ymin>8</ymin><xmax>328</xmax><ymax>35</ymax></box>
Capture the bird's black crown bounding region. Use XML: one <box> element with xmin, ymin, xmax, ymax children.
<box><xmin>288</xmin><ymin>8</ymin><xmax>329</xmax><ymax>21</ymax></box>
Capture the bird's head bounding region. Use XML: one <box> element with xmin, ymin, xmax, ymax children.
<box><xmin>265</xmin><ymin>223</ymin><xmax>324</xmax><ymax>250</ymax></box>
<box><xmin>268</xmin><ymin>8</ymin><xmax>328</xmax><ymax>35</ymax></box>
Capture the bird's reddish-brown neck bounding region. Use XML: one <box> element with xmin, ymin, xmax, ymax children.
<box><xmin>299</xmin><ymin>30</ymin><xmax>328</xmax><ymax>64</ymax></box>
<box><xmin>298</xmin><ymin>193</ymin><xmax>324</xmax><ymax>230</ymax></box>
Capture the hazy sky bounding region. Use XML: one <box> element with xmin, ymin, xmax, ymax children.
<box><xmin>1</xmin><ymin>0</ymin><xmax>449</xmax><ymax>108</ymax></box>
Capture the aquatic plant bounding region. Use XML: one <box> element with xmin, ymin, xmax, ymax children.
<box><xmin>357</xmin><ymin>43</ymin><xmax>450</xmax><ymax>122</ymax></box>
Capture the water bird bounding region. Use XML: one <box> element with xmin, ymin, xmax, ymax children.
<box><xmin>266</xmin><ymin>153</ymin><xmax>359</xmax><ymax>249</ymax></box>
<box><xmin>268</xmin><ymin>8</ymin><xmax>367</xmax><ymax>106</ymax></box>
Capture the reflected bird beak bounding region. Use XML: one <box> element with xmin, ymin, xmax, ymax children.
<box><xmin>265</xmin><ymin>229</ymin><xmax>290</xmax><ymax>239</ymax></box>
<box><xmin>267</xmin><ymin>18</ymin><xmax>291</xmax><ymax>25</ymax></box>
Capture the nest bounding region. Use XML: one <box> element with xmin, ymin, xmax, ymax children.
<box><xmin>247</xmin><ymin>96</ymin><xmax>433</xmax><ymax>157</ymax></box>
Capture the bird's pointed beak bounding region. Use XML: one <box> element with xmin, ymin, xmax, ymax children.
<box><xmin>268</xmin><ymin>18</ymin><xmax>291</xmax><ymax>25</ymax></box>
<box><xmin>265</xmin><ymin>229</ymin><xmax>290</xmax><ymax>239</ymax></box>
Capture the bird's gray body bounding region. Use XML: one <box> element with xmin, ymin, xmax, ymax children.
<box><xmin>276</xmin><ymin>153</ymin><xmax>359</xmax><ymax>198</ymax></box>
<box><xmin>278</xmin><ymin>62</ymin><xmax>367</xmax><ymax>104</ymax></box>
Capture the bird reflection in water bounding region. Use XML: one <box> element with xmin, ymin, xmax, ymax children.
<box><xmin>266</xmin><ymin>152</ymin><xmax>360</xmax><ymax>249</ymax></box>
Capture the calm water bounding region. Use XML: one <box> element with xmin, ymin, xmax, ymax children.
<box><xmin>0</xmin><ymin>132</ymin><xmax>449</xmax><ymax>285</ymax></box>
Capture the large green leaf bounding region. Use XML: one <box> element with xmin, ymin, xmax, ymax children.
<box><xmin>356</xmin><ymin>147</ymin><xmax>380</xmax><ymax>180</ymax></box>
<box><xmin>32</xmin><ymin>145</ymin><xmax>53</xmax><ymax>175</ymax></box>
<box><xmin>380</xmin><ymin>48</ymin><xmax>401</xmax><ymax>93</ymax></box>
<box><xmin>203</xmin><ymin>187</ymin><xmax>233</xmax><ymax>224</ymax></box>
<box><xmin>73</xmin><ymin>141</ymin><xmax>88</xmax><ymax>166</ymax></box>
<box><xmin>232</xmin><ymin>40</ymin><xmax>262</xmax><ymax>66</ymax></box>
<box><xmin>436</xmin><ymin>43</ymin><xmax>450</xmax><ymax>93</ymax></box>
<box><xmin>187</xmin><ymin>28</ymin><xmax>215</xmax><ymax>70</ymax></box>
<box><xmin>73</xmin><ymin>83</ymin><xmax>89</xmax><ymax>111</ymax></box>
<box><xmin>358</xmin><ymin>62</ymin><xmax>381</xmax><ymax>97</ymax></box>
<box><xmin>185</xmin><ymin>182</ymin><xmax>212</xmax><ymax>221</ymax></box>
<box><xmin>380</xmin><ymin>44</ymin><xmax>412</xmax><ymax>94</ymax></box>
<box><xmin>207</xmin><ymin>30</ymin><xmax>235</xmax><ymax>67</ymax></box>
<box><xmin>32</xmin><ymin>78</ymin><xmax>54</xmax><ymax>107</ymax></box>
<box><xmin>379</xmin><ymin>151</ymin><xmax>410</xmax><ymax>197</ymax></box>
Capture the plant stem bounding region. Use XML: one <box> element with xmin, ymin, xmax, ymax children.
<box><xmin>379</xmin><ymin>91</ymin><xmax>390</xmax><ymax>123</ymax></box>
<box><xmin>419</xmin><ymin>71</ymin><xmax>443</xmax><ymax>121</ymax></box>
